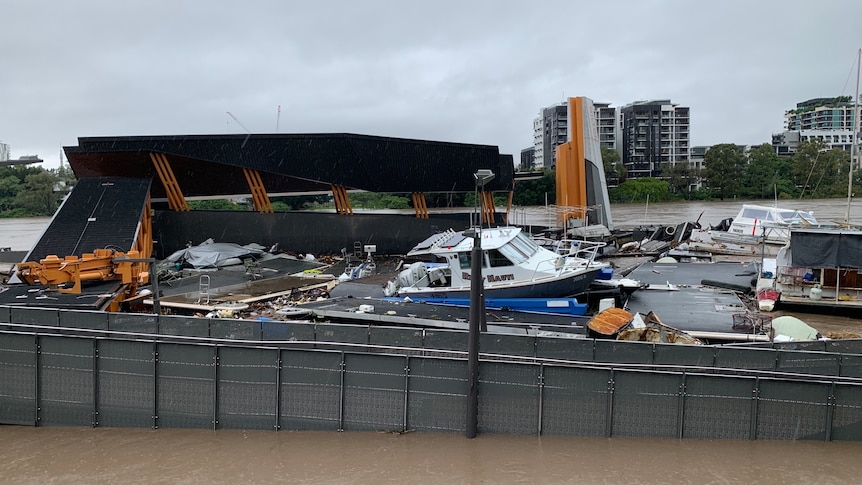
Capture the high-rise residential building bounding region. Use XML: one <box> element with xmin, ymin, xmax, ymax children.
<box><xmin>594</xmin><ymin>102</ymin><xmax>621</xmax><ymax>153</ymax></box>
<box><xmin>529</xmin><ymin>101</ymin><xmax>620</xmax><ymax>170</ymax></box>
<box><xmin>620</xmin><ymin>100</ymin><xmax>690</xmax><ymax>179</ymax></box>
<box><xmin>773</xmin><ymin>97</ymin><xmax>860</xmax><ymax>157</ymax></box>
<box><xmin>0</xmin><ymin>142</ymin><xmax>9</xmax><ymax>161</ymax></box>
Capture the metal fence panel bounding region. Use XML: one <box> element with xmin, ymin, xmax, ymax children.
<box><xmin>654</xmin><ymin>344</ymin><xmax>715</xmax><ymax>367</ymax></box>
<box><xmin>98</xmin><ymin>340</ymin><xmax>155</xmax><ymax>428</ymax></box>
<box><xmin>261</xmin><ymin>321</ymin><xmax>314</xmax><ymax>342</ymax></box>
<box><xmin>39</xmin><ymin>336</ymin><xmax>93</xmax><ymax>426</ymax></box>
<box><xmin>840</xmin><ymin>354</ymin><xmax>862</xmax><ymax>378</ymax></box>
<box><xmin>827</xmin><ymin>339</ymin><xmax>862</xmax><ymax>354</ymax></box>
<box><xmin>108</xmin><ymin>312</ymin><xmax>158</xmax><ymax>334</ymax></box>
<box><xmin>59</xmin><ymin>309</ymin><xmax>108</xmax><ymax>331</ymax></box>
<box><xmin>343</xmin><ymin>353</ymin><xmax>406</xmax><ymax>432</ymax></box>
<box><xmin>407</xmin><ymin>358</ymin><xmax>467</xmax><ymax>433</ymax></box>
<box><xmin>595</xmin><ymin>340</ymin><xmax>654</xmax><ymax>365</ymax></box>
<box><xmin>612</xmin><ymin>370</ymin><xmax>680</xmax><ymax>438</ymax></box>
<box><xmin>218</xmin><ymin>347</ymin><xmax>278</xmax><ymax>430</ymax></box>
<box><xmin>211</xmin><ymin>319</ymin><xmax>261</xmax><ymax>340</ymax></box>
<box><xmin>280</xmin><ymin>350</ymin><xmax>342</xmax><ymax>430</ymax></box>
<box><xmin>481</xmin><ymin>334</ymin><xmax>536</xmax><ymax>358</ymax></box>
<box><xmin>541</xmin><ymin>366</ymin><xmax>609</xmax><ymax>436</ymax></box>
<box><xmin>0</xmin><ymin>305</ymin><xmax>10</xmax><ymax>324</ymax></box>
<box><xmin>316</xmin><ymin>323</ymin><xmax>369</xmax><ymax>352</ymax></box>
<box><xmin>683</xmin><ymin>375</ymin><xmax>754</xmax><ymax>440</ymax></box>
<box><xmin>756</xmin><ymin>380</ymin><xmax>830</xmax><ymax>440</ymax></box>
<box><xmin>369</xmin><ymin>326</ymin><xmax>424</xmax><ymax>354</ymax></box>
<box><xmin>478</xmin><ymin>362</ymin><xmax>540</xmax><ymax>435</ymax></box>
<box><xmin>0</xmin><ymin>333</ymin><xmax>36</xmax><ymax>425</ymax></box>
<box><xmin>11</xmin><ymin>307</ymin><xmax>59</xmax><ymax>326</ymax></box>
<box><xmin>159</xmin><ymin>315</ymin><xmax>210</xmax><ymax>337</ymax></box>
<box><xmin>773</xmin><ymin>341</ymin><xmax>827</xmax><ymax>352</ymax></box>
<box><xmin>831</xmin><ymin>385</ymin><xmax>862</xmax><ymax>441</ymax></box>
<box><xmin>157</xmin><ymin>343</ymin><xmax>215</xmax><ymax>429</ymax></box>
<box><xmin>776</xmin><ymin>351</ymin><xmax>840</xmax><ymax>377</ymax></box>
<box><xmin>714</xmin><ymin>347</ymin><xmax>776</xmax><ymax>370</ymax></box>
<box><xmin>535</xmin><ymin>337</ymin><xmax>594</xmax><ymax>362</ymax></box>
<box><xmin>422</xmin><ymin>329</ymin><xmax>468</xmax><ymax>357</ymax></box>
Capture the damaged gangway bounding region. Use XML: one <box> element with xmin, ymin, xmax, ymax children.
<box><xmin>14</xmin><ymin>177</ymin><xmax>153</xmax><ymax>310</ymax></box>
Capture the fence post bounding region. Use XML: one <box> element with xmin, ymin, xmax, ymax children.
<box><xmin>537</xmin><ymin>364</ymin><xmax>545</xmax><ymax>436</ymax></box>
<box><xmin>749</xmin><ymin>377</ymin><xmax>760</xmax><ymax>440</ymax></box>
<box><xmin>213</xmin><ymin>345</ymin><xmax>220</xmax><ymax>430</ymax></box>
<box><xmin>275</xmin><ymin>348</ymin><xmax>283</xmax><ymax>431</ymax></box>
<box><xmin>92</xmin><ymin>339</ymin><xmax>100</xmax><ymax>428</ymax></box>
<box><xmin>338</xmin><ymin>352</ymin><xmax>346</xmax><ymax>431</ymax></box>
<box><xmin>402</xmin><ymin>355</ymin><xmax>410</xmax><ymax>433</ymax></box>
<box><xmin>605</xmin><ymin>368</ymin><xmax>615</xmax><ymax>437</ymax></box>
<box><xmin>677</xmin><ymin>373</ymin><xmax>687</xmax><ymax>439</ymax></box>
<box><xmin>825</xmin><ymin>381</ymin><xmax>837</xmax><ymax>442</ymax></box>
<box><xmin>152</xmin><ymin>341</ymin><xmax>159</xmax><ymax>429</ymax></box>
<box><xmin>34</xmin><ymin>334</ymin><xmax>41</xmax><ymax>427</ymax></box>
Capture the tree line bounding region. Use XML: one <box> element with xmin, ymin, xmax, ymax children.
<box><xmin>509</xmin><ymin>142</ymin><xmax>860</xmax><ymax>206</ymax></box>
<box><xmin>0</xmin><ymin>164</ymin><xmax>76</xmax><ymax>217</ymax></box>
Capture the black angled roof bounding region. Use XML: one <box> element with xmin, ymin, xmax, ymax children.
<box><xmin>64</xmin><ymin>133</ymin><xmax>514</xmax><ymax>199</ymax></box>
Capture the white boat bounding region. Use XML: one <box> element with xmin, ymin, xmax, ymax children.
<box><xmin>710</xmin><ymin>204</ymin><xmax>820</xmax><ymax>245</ymax></box>
<box><xmin>383</xmin><ymin>227</ymin><xmax>608</xmax><ymax>299</ymax></box>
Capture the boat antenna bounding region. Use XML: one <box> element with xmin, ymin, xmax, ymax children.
<box><xmin>845</xmin><ymin>47</ymin><xmax>860</xmax><ymax>225</ymax></box>
<box><xmin>276</xmin><ymin>105</ymin><xmax>281</xmax><ymax>133</ymax></box>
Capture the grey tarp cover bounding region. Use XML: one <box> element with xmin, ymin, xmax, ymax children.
<box><xmin>790</xmin><ymin>230</ymin><xmax>862</xmax><ymax>269</ymax></box>
<box><xmin>165</xmin><ymin>242</ymin><xmax>264</xmax><ymax>268</ymax></box>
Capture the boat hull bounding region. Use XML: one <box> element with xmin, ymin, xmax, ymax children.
<box><xmin>397</xmin><ymin>267</ymin><xmax>602</xmax><ymax>299</ymax></box>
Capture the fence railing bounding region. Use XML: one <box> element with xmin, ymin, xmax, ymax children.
<box><xmin>2</xmin><ymin>328</ymin><xmax>862</xmax><ymax>440</ymax></box>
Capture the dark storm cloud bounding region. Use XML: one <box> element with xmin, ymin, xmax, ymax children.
<box><xmin>1</xmin><ymin>0</ymin><xmax>860</xmax><ymax>168</ymax></box>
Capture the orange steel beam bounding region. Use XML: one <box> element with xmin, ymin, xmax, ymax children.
<box><xmin>411</xmin><ymin>192</ymin><xmax>428</xmax><ymax>218</ymax></box>
<box><xmin>331</xmin><ymin>185</ymin><xmax>353</xmax><ymax>215</ymax></box>
<box><xmin>243</xmin><ymin>168</ymin><xmax>274</xmax><ymax>213</ymax></box>
<box><xmin>481</xmin><ymin>191</ymin><xmax>496</xmax><ymax>224</ymax></box>
<box><xmin>149</xmin><ymin>152</ymin><xmax>189</xmax><ymax>211</ymax></box>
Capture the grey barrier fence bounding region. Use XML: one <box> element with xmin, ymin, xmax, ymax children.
<box><xmin>2</xmin><ymin>329</ymin><xmax>862</xmax><ymax>440</ymax></box>
<box><xmin>3</xmin><ymin>305</ymin><xmax>862</xmax><ymax>379</ymax></box>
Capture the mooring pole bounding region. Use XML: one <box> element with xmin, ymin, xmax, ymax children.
<box><xmin>466</xmin><ymin>229</ymin><xmax>481</xmax><ymax>439</ymax></box>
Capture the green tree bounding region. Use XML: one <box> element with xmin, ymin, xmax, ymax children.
<box><xmin>0</xmin><ymin>175</ymin><xmax>21</xmax><ymax>213</ymax></box>
<box><xmin>703</xmin><ymin>144</ymin><xmax>746</xmax><ymax>200</ymax></box>
<box><xmin>601</xmin><ymin>147</ymin><xmax>625</xmax><ymax>186</ymax></box>
<box><xmin>13</xmin><ymin>171</ymin><xmax>61</xmax><ymax>216</ymax></box>
<box><xmin>740</xmin><ymin>144</ymin><xmax>780</xmax><ymax>199</ymax></box>
<box><xmin>660</xmin><ymin>161</ymin><xmax>700</xmax><ymax>200</ymax></box>
<box><xmin>188</xmin><ymin>199</ymin><xmax>249</xmax><ymax>211</ymax></box>
<box><xmin>794</xmin><ymin>141</ymin><xmax>847</xmax><ymax>199</ymax></box>
<box><xmin>610</xmin><ymin>178</ymin><xmax>669</xmax><ymax>203</ymax></box>
<box><xmin>511</xmin><ymin>170</ymin><xmax>555</xmax><ymax>206</ymax></box>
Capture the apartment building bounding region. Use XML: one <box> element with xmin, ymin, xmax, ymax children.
<box><xmin>773</xmin><ymin>97</ymin><xmax>860</xmax><ymax>156</ymax></box>
<box><xmin>620</xmin><ymin>100</ymin><xmax>690</xmax><ymax>179</ymax></box>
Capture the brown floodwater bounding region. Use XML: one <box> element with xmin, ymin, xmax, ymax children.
<box><xmin>2</xmin><ymin>426</ymin><xmax>862</xmax><ymax>484</ymax></box>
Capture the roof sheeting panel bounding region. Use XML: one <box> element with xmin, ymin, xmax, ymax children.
<box><xmin>64</xmin><ymin>134</ymin><xmax>513</xmax><ymax>196</ymax></box>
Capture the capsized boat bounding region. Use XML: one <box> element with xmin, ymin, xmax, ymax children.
<box><xmin>710</xmin><ymin>203</ymin><xmax>819</xmax><ymax>245</ymax></box>
<box><xmin>383</xmin><ymin>227</ymin><xmax>608</xmax><ymax>299</ymax></box>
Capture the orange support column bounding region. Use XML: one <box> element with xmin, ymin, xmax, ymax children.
<box><xmin>243</xmin><ymin>168</ymin><xmax>274</xmax><ymax>213</ymax></box>
<box><xmin>149</xmin><ymin>153</ymin><xmax>190</xmax><ymax>211</ymax></box>
<box><xmin>331</xmin><ymin>185</ymin><xmax>353</xmax><ymax>215</ymax></box>
<box><xmin>412</xmin><ymin>192</ymin><xmax>428</xmax><ymax>218</ymax></box>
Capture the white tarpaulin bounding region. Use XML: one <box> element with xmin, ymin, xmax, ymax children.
<box><xmin>165</xmin><ymin>241</ymin><xmax>264</xmax><ymax>268</ymax></box>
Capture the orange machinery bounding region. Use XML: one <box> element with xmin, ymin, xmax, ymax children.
<box><xmin>16</xmin><ymin>249</ymin><xmax>150</xmax><ymax>310</ymax></box>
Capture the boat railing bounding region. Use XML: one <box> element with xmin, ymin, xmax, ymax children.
<box><xmin>528</xmin><ymin>239</ymin><xmax>606</xmax><ymax>282</ymax></box>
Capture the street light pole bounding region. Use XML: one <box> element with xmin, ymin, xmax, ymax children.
<box><xmin>466</xmin><ymin>169</ymin><xmax>493</xmax><ymax>439</ymax></box>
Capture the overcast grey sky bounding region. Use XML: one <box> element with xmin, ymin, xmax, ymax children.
<box><xmin>1</xmin><ymin>0</ymin><xmax>860</xmax><ymax>169</ymax></box>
